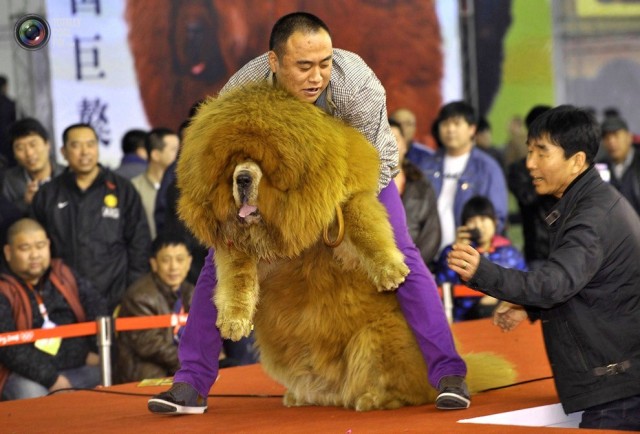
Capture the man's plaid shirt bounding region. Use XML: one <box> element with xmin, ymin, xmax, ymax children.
<box><xmin>220</xmin><ymin>49</ymin><xmax>399</xmax><ymax>191</ymax></box>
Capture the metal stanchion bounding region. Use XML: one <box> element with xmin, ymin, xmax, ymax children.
<box><xmin>442</xmin><ymin>282</ymin><xmax>454</xmax><ymax>325</ymax></box>
<box><xmin>96</xmin><ymin>316</ymin><xmax>113</xmax><ymax>387</ymax></box>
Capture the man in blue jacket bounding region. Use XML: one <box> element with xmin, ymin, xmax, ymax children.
<box><xmin>419</xmin><ymin>101</ymin><xmax>508</xmax><ymax>255</ymax></box>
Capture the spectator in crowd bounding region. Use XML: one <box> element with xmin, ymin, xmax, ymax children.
<box><xmin>507</xmin><ymin>105</ymin><xmax>555</xmax><ymax>269</ymax></box>
<box><xmin>131</xmin><ymin>128</ymin><xmax>179</xmax><ymax>238</ymax></box>
<box><xmin>154</xmin><ymin>103</ymin><xmax>201</xmax><ymax>236</ymax></box>
<box><xmin>114</xmin><ymin>234</ymin><xmax>193</xmax><ymax>384</ymax></box>
<box><xmin>389</xmin><ymin>118</ymin><xmax>441</xmax><ymax>267</ymax></box>
<box><xmin>449</xmin><ymin>105</ymin><xmax>640</xmax><ymax>431</ymax></box>
<box><xmin>420</xmin><ymin>101</ymin><xmax>508</xmax><ymax>255</ymax></box>
<box><xmin>0</xmin><ymin>218</ymin><xmax>106</xmax><ymax>400</ymax></box>
<box><xmin>0</xmin><ymin>75</ymin><xmax>17</xmax><ymax>169</ymax></box>
<box><xmin>2</xmin><ymin>119</ymin><xmax>63</xmax><ymax>215</ymax></box>
<box><xmin>149</xmin><ymin>12</ymin><xmax>470</xmax><ymax>415</ymax></box>
<box><xmin>389</xmin><ymin>107</ymin><xmax>434</xmax><ymax>172</ymax></box>
<box><xmin>474</xmin><ymin>117</ymin><xmax>505</xmax><ymax>170</ymax></box>
<box><xmin>30</xmin><ymin>123</ymin><xmax>151</xmax><ymax>313</ymax></box>
<box><xmin>114</xmin><ymin>129</ymin><xmax>148</xmax><ymax>180</ymax></box>
<box><xmin>502</xmin><ymin>115</ymin><xmax>527</xmax><ymax>168</ymax></box>
<box><xmin>436</xmin><ymin>196</ymin><xmax>527</xmax><ymax>321</ymax></box>
<box><xmin>597</xmin><ymin>114</ymin><xmax>640</xmax><ymax>216</ymax></box>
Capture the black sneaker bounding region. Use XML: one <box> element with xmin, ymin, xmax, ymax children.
<box><xmin>435</xmin><ymin>375</ymin><xmax>471</xmax><ymax>410</ymax></box>
<box><xmin>148</xmin><ymin>382</ymin><xmax>208</xmax><ymax>415</ymax></box>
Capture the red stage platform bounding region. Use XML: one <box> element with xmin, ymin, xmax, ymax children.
<box><xmin>0</xmin><ymin>319</ymin><xmax>625</xmax><ymax>433</ymax></box>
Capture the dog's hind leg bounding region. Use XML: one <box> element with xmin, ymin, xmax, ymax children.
<box><xmin>341</xmin><ymin>315</ymin><xmax>432</xmax><ymax>411</ymax></box>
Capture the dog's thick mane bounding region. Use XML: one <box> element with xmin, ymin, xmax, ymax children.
<box><xmin>177</xmin><ymin>83</ymin><xmax>381</xmax><ymax>258</ymax></box>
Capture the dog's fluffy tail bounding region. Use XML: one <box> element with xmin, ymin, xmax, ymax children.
<box><xmin>463</xmin><ymin>352</ymin><xmax>517</xmax><ymax>394</ymax></box>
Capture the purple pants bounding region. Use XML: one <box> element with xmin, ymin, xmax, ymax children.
<box><xmin>175</xmin><ymin>182</ymin><xmax>466</xmax><ymax>397</ymax></box>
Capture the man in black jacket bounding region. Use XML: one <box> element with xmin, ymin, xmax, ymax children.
<box><xmin>448</xmin><ymin>106</ymin><xmax>640</xmax><ymax>431</ymax></box>
<box><xmin>31</xmin><ymin>124</ymin><xmax>151</xmax><ymax>313</ymax></box>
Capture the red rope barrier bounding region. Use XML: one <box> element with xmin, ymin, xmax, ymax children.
<box><xmin>0</xmin><ymin>289</ymin><xmax>481</xmax><ymax>347</ymax></box>
<box><xmin>0</xmin><ymin>313</ymin><xmax>189</xmax><ymax>347</ymax></box>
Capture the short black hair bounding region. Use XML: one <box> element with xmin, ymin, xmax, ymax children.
<box><xmin>9</xmin><ymin>118</ymin><xmax>49</xmax><ymax>144</ymax></box>
<box><xmin>121</xmin><ymin>129</ymin><xmax>147</xmax><ymax>154</ymax></box>
<box><xmin>477</xmin><ymin>116</ymin><xmax>490</xmax><ymax>133</ymax></box>
<box><xmin>524</xmin><ymin>105</ymin><xmax>552</xmax><ymax>130</ymax></box>
<box><xmin>145</xmin><ymin>128</ymin><xmax>176</xmax><ymax>155</ymax></box>
<box><xmin>0</xmin><ymin>75</ymin><xmax>7</xmax><ymax>88</ymax></box>
<box><xmin>527</xmin><ymin>105</ymin><xmax>599</xmax><ymax>165</ymax></box>
<box><xmin>437</xmin><ymin>101</ymin><xmax>477</xmax><ymax>126</ymax></box>
<box><xmin>388</xmin><ymin>118</ymin><xmax>404</xmax><ymax>137</ymax></box>
<box><xmin>461</xmin><ymin>196</ymin><xmax>496</xmax><ymax>224</ymax></box>
<box><xmin>151</xmin><ymin>233</ymin><xmax>190</xmax><ymax>257</ymax></box>
<box><xmin>62</xmin><ymin>123</ymin><xmax>97</xmax><ymax>146</ymax></box>
<box><xmin>269</xmin><ymin>12</ymin><xmax>331</xmax><ymax>57</ymax></box>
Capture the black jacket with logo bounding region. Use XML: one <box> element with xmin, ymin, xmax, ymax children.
<box><xmin>469</xmin><ymin>167</ymin><xmax>640</xmax><ymax>413</ymax></box>
<box><xmin>31</xmin><ymin>166</ymin><xmax>151</xmax><ymax>312</ymax></box>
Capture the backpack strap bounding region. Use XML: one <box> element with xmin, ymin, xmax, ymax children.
<box><xmin>49</xmin><ymin>259</ymin><xmax>86</xmax><ymax>323</ymax></box>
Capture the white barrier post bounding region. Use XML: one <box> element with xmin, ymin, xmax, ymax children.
<box><xmin>96</xmin><ymin>316</ymin><xmax>113</xmax><ymax>387</ymax></box>
<box><xmin>442</xmin><ymin>282</ymin><xmax>454</xmax><ymax>325</ymax></box>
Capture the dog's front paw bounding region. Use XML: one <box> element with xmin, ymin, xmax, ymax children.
<box><xmin>216</xmin><ymin>309</ymin><xmax>253</xmax><ymax>341</ymax></box>
<box><xmin>374</xmin><ymin>260</ymin><xmax>410</xmax><ymax>292</ymax></box>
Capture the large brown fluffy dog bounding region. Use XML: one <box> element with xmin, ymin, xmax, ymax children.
<box><xmin>177</xmin><ymin>83</ymin><xmax>514</xmax><ymax>410</ymax></box>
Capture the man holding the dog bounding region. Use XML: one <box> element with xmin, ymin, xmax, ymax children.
<box><xmin>449</xmin><ymin>106</ymin><xmax>640</xmax><ymax>430</ymax></box>
<box><xmin>149</xmin><ymin>12</ymin><xmax>470</xmax><ymax>414</ymax></box>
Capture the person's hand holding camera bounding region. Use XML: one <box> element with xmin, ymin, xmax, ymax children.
<box><xmin>455</xmin><ymin>226</ymin><xmax>482</xmax><ymax>246</ymax></box>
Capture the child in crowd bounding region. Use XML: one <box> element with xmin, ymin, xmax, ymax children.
<box><xmin>436</xmin><ymin>196</ymin><xmax>527</xmax><ymax>321</ymax></box>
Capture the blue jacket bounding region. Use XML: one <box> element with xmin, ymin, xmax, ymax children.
<box><xmin>419</xmin><ymin>147</ymin><xmax>508</xmax><ymax>233</ymax></box>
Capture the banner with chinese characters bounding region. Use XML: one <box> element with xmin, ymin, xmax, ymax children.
<box><xmin>47</xmin><ymin>0</ymin><xmax>148</xmax><ymax>168</ymax></box>
<box><xmin>47</xmin><ymin>0</ymin><xmax>463</xmax><ymax>167</ymax></box>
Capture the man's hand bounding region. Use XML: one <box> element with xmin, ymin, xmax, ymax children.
<box><xmin>23</xmin><ymin>179</ymin><xmax>40</xmax><ymax>205</ymax></box>
<box><xmin>49</xmin><ymin>374</ymin><xmax>72</xmax><ymax>392</ymax></box>
<box><xmin>493</xmin><ymin>302</ymin><xmax>528</xmax><ymax>332</ymax></box>
<box><xmin>447</xmin><ymin>243</ymin><xmax>480</xmax><ymax>281</ymax></box>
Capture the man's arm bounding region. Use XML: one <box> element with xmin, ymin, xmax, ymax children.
<box><xmin>448</xmin><ymin>227</ymin><xmax>603</xmax><ymax>308</ymax></box>
<box><xmin>219</xmin><ymin>54</ymin><xmax>271</xmax><ymax>96</ymax></box>
<box><xmin>336</xmin><ymin>71</ymin><xmax>398</xmax><ymax>190</ymax></box>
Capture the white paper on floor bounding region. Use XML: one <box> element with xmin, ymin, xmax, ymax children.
<box><xmin>458</xmin><ymin>403</ymin><xmax>583</xmax><ymax>428</ymax></box>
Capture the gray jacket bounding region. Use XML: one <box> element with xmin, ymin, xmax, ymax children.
<box><xmin>1</xmin><ymin>161</ymin><xmax>63</xmax><ymax>214</ymax></box>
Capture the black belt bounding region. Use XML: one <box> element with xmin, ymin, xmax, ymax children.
<box><xmin>593</xmin><ymin>360</ymin><xmax>631</xmax><ymax>377</ymax></box>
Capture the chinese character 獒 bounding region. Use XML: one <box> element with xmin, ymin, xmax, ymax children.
<box><xmin>79</xmin><ymin>98</ymin><xmax>110</xmax><ymax>146</ymax></box>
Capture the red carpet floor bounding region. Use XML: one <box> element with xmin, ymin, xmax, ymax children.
<box><xmin>0</xmin><ymin>319</ymin><xmax>625</xmax><ymax>433</ymax></box>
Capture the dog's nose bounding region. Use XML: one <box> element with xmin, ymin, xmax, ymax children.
<box><xmin>236</xmin><ymin>172</ymin><xmax>252</xmax><ymax>188</ymax></box>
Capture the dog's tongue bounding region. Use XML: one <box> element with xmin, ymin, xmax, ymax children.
<box><xmin>239</xmin><ymin>204</ymin><xmax>257</xmax><ymax>218</ymax></box>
